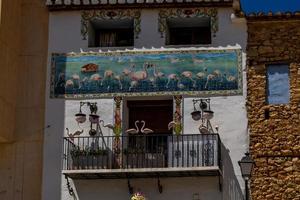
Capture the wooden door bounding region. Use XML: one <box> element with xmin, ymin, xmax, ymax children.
<box><xmin>127</xmin><ymin>100</ymin><xmax>173</xmax><ymax>134</ymax></box>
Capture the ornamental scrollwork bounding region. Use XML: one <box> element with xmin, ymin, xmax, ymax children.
<box><xmin>158</xmin><ymin>8</ymin><xmax>218</xmax><ymax>38</ymax></box>
<box><xmin>81</xmin><ymin>10</ymin><xmax>141</xmax><ymax>40</ymax></box>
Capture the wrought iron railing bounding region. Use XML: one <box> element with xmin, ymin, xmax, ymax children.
<box><xmin>63</xmin><ymin>134</ymin><xmax>221</xmax><ymax>170</ymax></box>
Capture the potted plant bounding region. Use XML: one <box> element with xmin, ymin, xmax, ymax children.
<box><xmin>70</xmin><ymin>145</ymin><xmax>109</xmax><ymax>169</ymax></box>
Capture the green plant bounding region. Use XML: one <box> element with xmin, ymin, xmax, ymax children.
<box><xmin>70</xmin><ymin>146</ymin><xmax>108</xmax><ymax>158</ymax></box>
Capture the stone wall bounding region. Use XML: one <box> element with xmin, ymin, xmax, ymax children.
<box><xmin>247</xmin><ymin>20</ymin><xmax>300</xmax><ymax>200</ymax></box>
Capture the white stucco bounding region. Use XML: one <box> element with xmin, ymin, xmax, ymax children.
<box><xmin>43</xmin><ymin>7</ymin><xmax>247</xmax><ymax>200</ymax></box>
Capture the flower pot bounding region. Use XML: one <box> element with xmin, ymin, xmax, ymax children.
<box><xmin>202</xmin><ymin>110</ymin><xmax>214</xmax><ymax>120</ymax></box>
<box><xmin>71</xmin><ymin>155</ymin><xmax>109</xmax><ymax>169</ymax></box>
<box><xmin>191</xmin><ymin>111</ymin><xmax>201</xmax><ymax>121</ymax></box>
<box><xmin>75</xmin><ymin>113</ymin><xmax>86</xmax><ymax>123</ymax></box>
<box><xmin>199</xmin><ymin>126</ymin><xmax>210</xmax><ymax>134</ymax></box>
<box><xmin>89</xmin><ymin>114</ymin><xmax>100</xmax><ymax>124</ymax></box>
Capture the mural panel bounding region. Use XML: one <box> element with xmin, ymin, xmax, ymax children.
<box><xmin>51</xmin><ymin>48</ymin><xmax>242</xmax><ymax>98</ymax></box>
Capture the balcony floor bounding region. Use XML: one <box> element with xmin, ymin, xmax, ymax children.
<box><xmin>63</xmin><ymin>166</ymin><xmax>221</xmax><ymax>179</ymax></box>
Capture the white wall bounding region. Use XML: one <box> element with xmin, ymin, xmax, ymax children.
<box><xmin>74</xmin><ymin>177</ymin><xmax>221</xmax><ymax>200</ymax></box>
<box><xmin>43</xmin><ymin>7</ymin><xmax>247</xmax><ymax>200</ymax></box>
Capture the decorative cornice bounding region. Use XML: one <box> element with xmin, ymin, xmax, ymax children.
<box><xmin>158</xmin><ymin>8</ymin><xmax>218</xmax><ymax>38</ymax></box>
<box><xmin>81</xmin><ymin>10</ymin><xmax>141</xmax><ymax>40</ymax></box>
<box><xmin>46</xmin><ymin>0</ymin><xmax>233</xmax><ymax>10</ymax></box>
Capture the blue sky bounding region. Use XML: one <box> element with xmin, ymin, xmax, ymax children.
<box><xmin>241</xmin><ymin>0</ymin><xmax>300</xmax><ymax>14</ymax></box>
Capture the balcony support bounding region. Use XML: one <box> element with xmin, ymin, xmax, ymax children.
<box><xmin>157</xmin><ymin>177</ymin><xmax>163</xmax><ymax>193</ymax></box>
<box><xmin>218</xmin><ymin>174</ymin><xmax>223</xmax><ymax>192</ymax></box>
<box><xmin>127</xmin><ymin>179</ymin><xmax>134</xmax><ymax>194</ymax></box>
<box><xmin>65</xmin><ymin>175</ymin><xmax>77</xmax><ymax>200</ymax></box>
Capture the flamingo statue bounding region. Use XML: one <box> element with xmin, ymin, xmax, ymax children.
<box><xmin>125</xmin><ymin>120</ymin><xmax>140</xmax><ymax>134</ymax></box>
<box><xmin>140</xmin><ymin>120</ymin><xmax>154</xmax><ymax>134</ymax></box>
<box><xmin>66</xmin><ymin>128</ymin><xmax>84</xmax><ymax>141</ymax></box>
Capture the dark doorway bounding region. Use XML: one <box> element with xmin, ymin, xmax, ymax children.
<box><xmin>126</xmin><ymin>100</ymin><xmax>173</xmax><ymax>168</ymax></box>
<box><xmin>127</xmin><ymin>100</ymin><xmax>173</xmax><ymax>134</ymax></box>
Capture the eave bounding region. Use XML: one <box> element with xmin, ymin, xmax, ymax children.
<box><xmin>46</xmin><ymin>0</ymin><xmax>233</xmax><ymax>11</ymax></box>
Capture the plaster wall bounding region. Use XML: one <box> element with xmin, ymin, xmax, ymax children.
<box><xmin>44</xmin><ymin>7</ymin><xmax>247</xmax><ymax>200</ymax></box>
<box><xmin>74</xmin><ymin>177</ymin><xmax>221</xmax><ymax>200</ymax></box>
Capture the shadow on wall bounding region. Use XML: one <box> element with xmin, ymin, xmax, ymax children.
<box><xmin>221</xmin><ymin>143</ymin><xmax>244</xmax><ymax>200</ymax></box>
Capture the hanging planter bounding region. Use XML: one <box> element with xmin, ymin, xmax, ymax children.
<box><xmin>89</xmin><ymin>114</ymin><xmax>100</xmax><ymax>124</ymax></box>
<box><xmin>191</xmin><ymin>110</ymin><xmax>201</xmax><ymax>121</ymax></box>
<box><xmin>199</xmin><ymin>125</ymin><xmax>209</xmax><ymax>134</ymax></box>
<box><xmin>202</xmin><ymin>110</ymin><xmax>214</xmax><ymax>120</ymax></box>
<box><xmin>75</xmin><ymin>113</ymin><xmax>86</xmax><ymax>123</ymax></box>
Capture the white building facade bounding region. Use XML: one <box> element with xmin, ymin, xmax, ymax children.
<box><xmin>43</xmin><ymin>1</ymin><xmax>247</xmax><ymax>200</ymax></box>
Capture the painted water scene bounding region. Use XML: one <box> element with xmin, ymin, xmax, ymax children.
<box><xmin>51</xmin><ymin>49</ymin><xmax>242</xmax><ymax>98</ymax></box>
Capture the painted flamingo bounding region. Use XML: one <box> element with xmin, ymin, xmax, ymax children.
<box><xmin>65</xmin><ymin>79</ymin><xmax>74</xmax><ymax>89</ymax></box>
<box><xmin>114</xmin><ymin>75</ymin><xmax>123</xmax><ymax>90</ymax></box>
<box><xmin>102</xmin><ymin>70</ymin><xmax>114</xmax><ymax>91</ymax></box>
<box><xmin>122</xmin><ymin>68</ymin><xmax>131</xmax><ymax>76</ymax></box>
<box><xmin>90</xmin><ymin>73</ymin><xmax>102</xmax><ymax>81</ymax></box>
<box><xmin>104</xmin><ymin>70</ymin><xmax>114</xmax><ymax>78</ymax></box>
<box><xmin>129</xmin><ymin>63</ymin><xmax>149</xmax><ymax>81</ymax></box>
<box><xmin>72</xmin><ymin>74</ymin><xmax>80</xmax><ymax>89</ymax></box>
<box><xmin>89</xmin><ymin>73</ymin><xmax>102</xmax><ymax>90</ymax></box>
<box><xmin>227</xmin><ymin>75</ymin><xmax>236</xmax><ymax>82</ymax></box>
<box><xmin>196</xmin><ymin>72</ymin><xmax>206</xmax><ymax>79</ymax></box>
<box><xmin>125</xmin><ymin>120</ymin><xmax>140</xmax><ymax>134</ymax></box>
<box><xmin>72</xmin><ymin>74</ymin><xmax>80</xmax><ymax>80</ymax></box>
<box><xmin>166</xmin><ymin>73</ymin><xmax>178</xmax><ymax>88</ymax></box>
<box><xmin>150</xmin><ymin>64</ymin><xmax>165</xmax><ymax>88</ymax></box>
<box><xmin>129</xmin><ymin>80</ymin><xmax>139</xmax><ymax>91</ymax></box>
<box><xmin>80</xmin><ymin>76</ymin><xmax>89</xmax><ymax>90</ymax></box>
<box><xmin>193</xmin><ymin>58</ymin><xmax>204</xmax><ymax>65</ymax></box>
<box><xmin>152</xmin><ymin>64</ymin><xmax>165</xmax><ymax>78</ymax></box>
<box><xmin>140</xmin><ymin>120</ymin><xmax>154</xmax><ymax>134</ymax></box>
<box><xmin>128</xmin><ymin>64</ymin><xmax>150</xmax><ymax>91</ymax></box>
<box><xmin>181</xmin><ymin>71</ymin><xmax>196</xmax><ymax>88</ymax></box>
<box><xmin>205</xmin><ymin>74</ymin><xmax>216</xmax><ymax>89</ymax></box>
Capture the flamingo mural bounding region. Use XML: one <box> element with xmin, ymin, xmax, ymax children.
<box><xmin>51</xmin><ymin>48</ymin><xmax>242</xmax><ymax>98</ymax></box>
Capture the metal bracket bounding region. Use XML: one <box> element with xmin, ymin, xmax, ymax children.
<box><xmin>65</xmin><ymin>175</ymin><xmax>77</xmax><ymax>200</ymax></box>
<box><xmin>218</xmin><ymin>174</ymin><xmax>223</xmax><ymax>192</ymax></box>
<box><xmin>157</xmin><ymin>177</ymin><xmax>163</xmax><ymax>193</ymax></box>
<box><xmin>127</xmin><ymin>179</ymin><xmax>134</xmax><ymax>194</ymax></box>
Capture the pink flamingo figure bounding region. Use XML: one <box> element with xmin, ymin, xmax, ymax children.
<box><xmin>125</xmin><ymin>120</ymin><xmax>140</xmax><ymax>134</ymax></box>
<box><xmin>140</xmin><ymin>120</ymin><xmax>154</xmax><ymax>134</ymax></box>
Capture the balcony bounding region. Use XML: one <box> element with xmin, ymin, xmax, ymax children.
<box><xmin>63</xmin><ymin>134</ymin><xmax>222</xmax><ymax>179</ymax></box>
